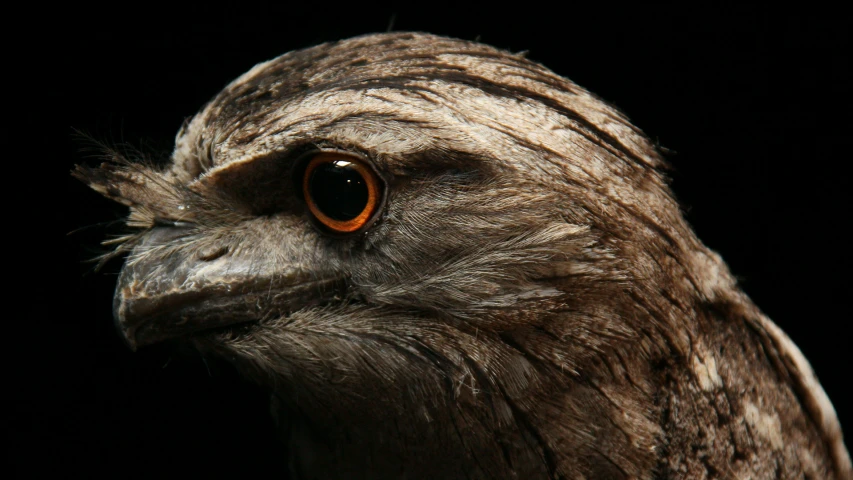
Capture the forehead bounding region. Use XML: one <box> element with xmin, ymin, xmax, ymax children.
<box><xmin>172</xmin><ymin>33</ymin><xmax>658</xmax><ymax>182</ymax></box>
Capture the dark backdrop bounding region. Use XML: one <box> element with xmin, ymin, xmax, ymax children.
<box><xmin>17</xmin><ymin>5</ymin><xmax>851</xmax><ymax>478</ymax></box>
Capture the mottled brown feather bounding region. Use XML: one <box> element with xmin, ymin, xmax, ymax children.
<box><xmin>76</xmin><ymin>33</ymin><xmax>850</xmax><ymax>480</ymax></box>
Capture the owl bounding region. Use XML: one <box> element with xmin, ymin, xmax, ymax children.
<box><xmin>75</xmin><ymin>33</ymin><xmax>851</xmax><ymax>479</ymax></box>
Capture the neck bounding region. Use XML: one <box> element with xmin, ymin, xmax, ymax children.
<box><xmin>268</xmin><ymin>319</ymin><xmax>666</xmax><ymax>480</ymax></box>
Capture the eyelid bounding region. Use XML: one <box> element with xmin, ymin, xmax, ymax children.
<box><xmin>291</xmin><ymin>145</ymin><xmax>374</xmax><ymax>168</ymax></box>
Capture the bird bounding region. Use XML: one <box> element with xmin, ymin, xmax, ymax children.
<box><xmin>74</xmin><ymin>32</ymin><xmax>851</xmax><ymax>479</ymax></box>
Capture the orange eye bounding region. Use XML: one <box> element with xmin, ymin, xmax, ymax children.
<box><xmin>302</xmin><ymin>152</ymin><xmax>383</xmax><ymax>234</ymax></box>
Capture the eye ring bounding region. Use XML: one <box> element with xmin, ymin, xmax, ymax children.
<box><xmin>301</xmin><ymin>152</ymin><xmax>383</xmax><ymax>234</ymax></box>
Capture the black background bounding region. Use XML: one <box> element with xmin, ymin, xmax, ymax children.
<box><xmin>16</xmin><ymin>5</ymin><xmax>851</xmax><ymax>478</ymax></box>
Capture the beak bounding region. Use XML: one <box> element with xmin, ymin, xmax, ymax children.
<box><xmin>113</xmin><ymin>226</ymin><xmax>334</xmax><ymax>350</ymax></box>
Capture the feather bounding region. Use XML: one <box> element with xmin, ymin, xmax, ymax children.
<box><xmin>77</xmin><ymin>32</ymin><xmax>851</xmax><ymax>480</ymax></box>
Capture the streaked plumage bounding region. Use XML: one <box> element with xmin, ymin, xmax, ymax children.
<box><xmin>75</xmin><ymin>33</ymin><xmax>851</xmax><ymax>479</ymax></box>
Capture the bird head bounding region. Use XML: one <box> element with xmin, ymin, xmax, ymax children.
<box><xmin>74</xmin><ymin>32</ymin><xmax>769</xmax><ymax>477</ymax></box>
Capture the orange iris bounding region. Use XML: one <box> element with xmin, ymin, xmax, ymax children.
<box><xmin>302</xmin><ymin>152</ymin><xmax>382</xmax><ymax>233</ymax></box>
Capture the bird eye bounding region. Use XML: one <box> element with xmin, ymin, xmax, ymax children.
<box><xmin>301</xmin><ymin>152</ymin><xmax>383</xmax><ymax>234</ymax></box>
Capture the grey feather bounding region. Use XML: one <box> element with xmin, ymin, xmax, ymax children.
<box><xmin>75</xmin><ymin>33</ymin><xmax>851</xmax><ymax>479</ymax></box>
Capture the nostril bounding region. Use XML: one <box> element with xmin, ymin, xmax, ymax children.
<box><xmin>196</xmin><ymin>244</ymin><xmax>229</xmax><ymax>262</ymax></box>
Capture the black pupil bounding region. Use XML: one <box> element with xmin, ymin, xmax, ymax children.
<box><xmin>308</xmin><ymin>160</ymin><xmax>369</xmax><ymax>221</ymax></box>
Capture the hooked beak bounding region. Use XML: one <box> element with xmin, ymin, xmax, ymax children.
<box><xmin>113</xmin><ymin>227</ymin><xmax>336</xmax><ymax>350</ymax></box>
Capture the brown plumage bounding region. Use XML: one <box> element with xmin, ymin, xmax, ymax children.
<box><xmin>75</xmin><ymin>33</ymin><xmax>851</xmax><ymax>479</ymax></box>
